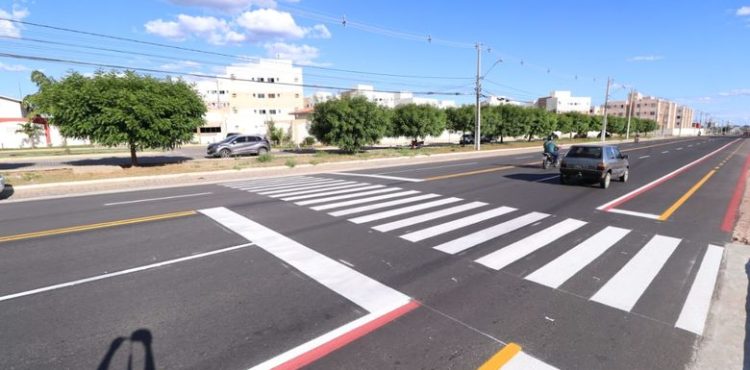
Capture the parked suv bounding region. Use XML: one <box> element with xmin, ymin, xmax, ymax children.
<box><xmin>559</xmin><ymin>144</ymin><xmax>629</xmax><ymax>189</ymax></box>
<box><xmin>207</xmin><ymin>135</ymin><xmax>271</xmax><ymax>158</ymax></box>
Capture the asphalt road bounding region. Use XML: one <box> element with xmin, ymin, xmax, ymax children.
<box><xmin>0</xmin><ymin>136</ymin><xmax>746</xmax><ymax>369</ymax></box>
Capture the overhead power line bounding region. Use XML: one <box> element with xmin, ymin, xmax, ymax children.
<box><xmin>0</xmin><ymin>17</ymin><xmax>473</xmax><ymax>81</ymax></box>
<box><xmin>0</xmin><ymin>52</ymin><xmax>471</xmax><ymax>96</ymax></box>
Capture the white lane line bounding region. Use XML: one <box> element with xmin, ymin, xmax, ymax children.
<box><xmin>675</xmin><ymin>245</ymin><xmax>724</xmax><ymax>335</ymax></box>
<box><xmin>282</xmin><ymin>185</ymin><xmax>387</xmax><ymax>201</ymax></box>
<box><xmin>662</xmin><ymin>150</ymin><xmax>670</xmax><ymax>154</ymax></box>
<box><xmin>503</xmin><ymin>351</ymin><xmax>559</xmax><ymax>370</ymax></box>
<box><xmin>257</xmin><ymin>180</ymin><xmax>355</xmax><ymax>195</ymax></box>
<box><xmin>267</xmin><ymin>182</ymin><xmax>366</xmax><ymax>198</ymax></box>
<box><xmin>376</xmin><ymin>162</ymin><xmax>478</xmax><ymax>175</ymax></box>
<box><xmin>294</xmin><ymin>187</ymin><xmax>400</xmax><ymax>205</ymax></box>
<box><xmin>434</xmin><ymin>212</ymin><xmax>549</xmax><ymax>255</ymax></box>
<box><xmin>639</xmin><ymin>155</ymin><xmax>651</xmax><ymax>159</ymax></box>
<box><xmin>676</xmin><ymin>147</ymin><xmax>683</xmax><ymax>151</ymax></box>
<box><xmin>348</xmin><ymin>197</ymin><xmax>463</xmax><ymax>224</ymax></box>
<box><xmin>536</xmin><ymin>175</ymin><xmax>560</xmax><ymax>182</ymax></box>
<box><xmin>311</xmin><ymin>190</ymin><xmax>420</xmax><ymax>211</ymax></box>
<box><xmin>606</xmin><ymin>208</ymin><xmax>661</xmax><ymax>220</ymax></box>
<box><xmin>331</xmin><ymin>172</ymin><xmax>424</xmax><ymax>182</ymax></box>
<box><xmin>525</xmin><ymin>226</ymin><xmax>631</xmax><ymax>289</ymax></box>
<box><xmin>401</xmin><ymin>206</ymin><xmax>516</xmax><ymax>242</ymax></box>
<box><xmin>373</xmin><ymin>201</ymin><xmax>487</xmax><ymax>232</ymax></box>
<box><xmin>103</xmin><ymin>192</ymin><xmax>213</xmax><ymax>206</ymax></box>
<box><xmin>0</xmin><ymin>242</ymin><xmax>255</xmax><ymax>302</ymax></box>
<box><xmin>590</xmin><ymin>235</ymin><xmax>681</xmax><ymax>312</ymax></box>
<box><xmin>475</xmin><ymin>218</ymin><xmax>586</xmax><ymax>270</ymax></box>
<box><xmin>200</xmin><ymin>208</ymin><xmax>410</xmax><ymax>313</ymax></box>
<box><xmin>329</xmin><ymin>194</ymin><xmax>441</xmax><ymax>217</ymax></box>
<box><xmin>240</xmin><ymin>178</ymin><xmax>336</xmax><ymax>192</ymax></box>
<box><xmin>688</xmin><ymin>144</ymin><xmax>693</xmax><ymax>147</ymax></box>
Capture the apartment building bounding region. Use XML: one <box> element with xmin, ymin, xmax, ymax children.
<box><xmin>605</xmin><ymin>92</ymin><xmax>694</xmax><ymax>133</ymax></box>
<box><xmin>483</xmin><ymin>95</ymin><xmax>528</xmax><ymax>107</ymax></box>
<box><xmin>195</xmin><ymin>59</ymin><xmax>304</xmax><ymax>143</ymax></box>
<box><xmin>341</xmin><ymin>85</ymin><xmax>456</xmax><ymax>109</ymax></box>
<box><xmin>536</xmin><ymin>91</ymin><xmax>591</xmax><ymax>114</ymax></box>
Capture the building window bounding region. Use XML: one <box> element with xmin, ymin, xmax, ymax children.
<box><xmin>232</xmin><ymin>107</ymin><xmax>238</xmax><ymax>114</ymax></box>
<box><xmin>268</xmin><ymin>93</ymin><xmax>276</xmax><ymax>98</ymax></box>
<box><xmin>258</xmin><ymin>93</ymin><xmax>265</xmax><ymax>98</ymax></box>
<box><xmin>232</xmin><ymin>93</ymin><xmax>237</xmax><ymax>98</ymax></box>
<box><xmin>270</xmin><ymin>109</ymin><xmax>277</xmax><ymax>114</ymax></box>
<box><xmin>295</xmin><ymin>93</ymin><xmax>300</xmax><ymax>98</ymax></box>
<box><xmin>258</xmin><ymin>77</ymin><xmax>265</xmax><ymax>82</ymax></box>
<box><xmin>268</xmin><ymin>78</ymin><xmax>275</xmax><ymax>83</ymax></box>
<box><xmin>199</xmin><ymin>127</ymin><xmax>222</xmax><ymax>133</ymax></box>
<box><xmin>259</xmin><ymin>109</ymin><xmax>267</xmax><ymax>114</ymax></box>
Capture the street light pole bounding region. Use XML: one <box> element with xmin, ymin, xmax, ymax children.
<box><xmin>601</xmin><ymin>77</ymin><xmax>612</xmax><ymax>143</ymax></box>
<box><xmin>474</xmin><ymin>43</ymin><xmax>482</xmax><ymax>151</ymax></box>
<box><xmin>625</xmin><ymin>87</ymin><xmax>634</xmax><ymax>140</ymax></box>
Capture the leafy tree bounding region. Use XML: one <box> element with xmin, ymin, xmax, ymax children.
<box><xmin>266</xmin><ymin>119</ymin><xmax>289</xmax><ymax>146</ymax></box>
<box><xmin>557</xmin><ymin>113</ymin><xmax>574</xmax><ymax>139</ymax></box>
<box><xmin>391</xmin><ymin>104</ymin><xmax>446</xmax><ymax>142</ymax></box>
<box><xmin>588</xmin><ymin>115</ymin><xmax>603</xmax><ymax>133</ymax></box>
<box><xmin>640</xmin><ymin>119</ymin><xmax>658</xmax><ymax>134</ymax></box>
<box><xmin>605</xmin><ymin>115</ymin><xmax>626</xmax><ymax>136</ymax></box>
<box><xmin>15</xmin><ymin>121</ymin><xmax>43</xmax><ymax>148</ymax></box>
<box><xmin>569</xmin><ymin>112</ymin><xmax>590</xmax><ymax>138</ymax></box>
<box><xmin>25</xmin><ymin>70</ymin><xmax>206</xmax><ymax>166</ymax></box>
<box><xmin>310</xmin><ymin>96</ymin><xmax>389</xmax><ymax>153</ymax></box>
<box><xmin>480</xmin><ymin>105</ymin><xmax>501</xmax><ymax>140</ymax></box>
<box><xmin>445</xmin><ymin>105</ymin><xmax>475</xmax><ymax>135</ymax></box>
<box><xmin>527</xmin><ymin>108</ymin><xmax>557</xmax><ymax>141</ymax></box>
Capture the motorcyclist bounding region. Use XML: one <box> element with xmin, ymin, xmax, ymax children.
<box><xmin>543</xmin><ymin>135</ymin><xmax>559</xmax><ymax>163</ymax></box>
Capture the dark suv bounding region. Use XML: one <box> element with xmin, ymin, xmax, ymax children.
<box><xmin>207</xmin><ymin>135</ymin><xmax>271</xmax><ymax>158</ymax></box>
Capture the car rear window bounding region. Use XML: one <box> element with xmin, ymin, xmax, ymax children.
<box><xmin>566</xmin><ymin>146</ymin><xmax>602</xmax><ymax>159</ymax></box>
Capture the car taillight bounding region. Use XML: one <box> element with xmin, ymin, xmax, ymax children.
<box><xmin>597</xmin><ymin>162</ymin><xmax>605</xmax><ymax>171</ymax></box>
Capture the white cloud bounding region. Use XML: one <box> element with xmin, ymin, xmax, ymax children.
<box><xmin>176</xmin><ymin>14</ymin><xmax>228</xmax><ymax>33</ymax></box>
<box><xmin>144</xmin><ymin>19</ymin><xmax>185</xmax><ymax>40</ymax></box>
<box><xmin>145</xmin><ymin>14</ymin><xmax>242</xmax><ymax>45</ymax></box>
<box><xmin>0</xmin><ymin>61</ymin><xmax>29</xmax><ymax>72</ymax></box>
<box><xmin>160</xmin><ymin>60</ymin><xmax>202</xmax><ymax>71</ymax></box>
<box><xmin>236</xmin><ymin>8</ymin><xmax>305</xmax><ymax>39</ymax></box>
<box><xmin>0</xmin><ymin>5</ymin><xmax>30</xmax><ymax>38</ymax></box>
<box><xmin>306</xmin><ymin>24</ymin><xmax>331</xmax><ymax>39</ymax></box>
<box><xmin>168</xmin><ymin>0</ymin><xmax>276</xmax><ymax>12</ymax></box>
<box><xmin>263</xmin><ymin>42</ymin><xmax>320</xmax><ymax>64</ymax></box>
<box><xmin>737</xmin><ymin>6</ymin><xmax>750</xmax><ymax>16</ymax></box>
<box><xmin>627</xmin><ymin>55</ymin><xmax>664</xmax><ymax>62</ymax></box>
<box><xmin>718</xmin><ymin>88</ymin><xmax>750</xmax><ymax>97</ymax></box>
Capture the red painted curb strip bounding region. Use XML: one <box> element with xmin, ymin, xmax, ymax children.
<box><xmin>721</xmin><ymin>152</ymin><xmax>750</xmax><ymax>232</ymax></box>
<box><xmin>274</xmin><ymin>300</ymin><xmax>421</xmax><ymax>370</ymax></box>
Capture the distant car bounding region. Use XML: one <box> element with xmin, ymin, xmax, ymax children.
<box><xmin>459</xmin><ymin>134</ymin><xmax>493</xmax><ymax>145</ymax></box>
<box><xmin>559</xmin><ymin>144</ymin><xmax>629</xmax><ymax>189</ymax></box>
<box><xmin>207</xmin><ymin>135</ymin><xmax>271</xmax><ymax>158</ymax></box>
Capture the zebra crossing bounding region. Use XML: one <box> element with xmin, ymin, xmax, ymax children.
<box><xmin>222</xmin><ymin>175</ymin><xmax>725</xmax><ymax>336</ymax></box>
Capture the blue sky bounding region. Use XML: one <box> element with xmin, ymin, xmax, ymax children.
<box><xmin>1</xmin><ymin>0</ymin><xmax>749</xmax><ymax>124</ymax></box>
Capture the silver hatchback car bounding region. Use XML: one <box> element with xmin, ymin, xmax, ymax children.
<box><xmin>559</xmin><ymin>144</ymin><xmax>629</xmax><ymax>189</ymax></box>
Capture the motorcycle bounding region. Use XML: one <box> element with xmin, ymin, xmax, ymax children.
<box><xmin>542</xmin><ymin>152</ymin><xmax>560</xmax><ymax>169</ymax></box>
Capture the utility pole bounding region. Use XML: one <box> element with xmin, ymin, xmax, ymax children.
<box><xmin>474</xmin><ymin>43</ymin><xmax>482</xmax><ymax>151</ymax></box>
<box><xmin>601</xmin><ymin>77</ymin><xmax>612</xmax><ymax>143</ymax></box>
<box><xmin>625</xmin><ymin>87</ymin><xmax>634</xmax><ymax>140</ymax></box>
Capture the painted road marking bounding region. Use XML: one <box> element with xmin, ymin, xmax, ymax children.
<box><xmin>478</xmin><ymin>342</ymin><xmax>558</xmax><ymax>370</ymax></box>
<box><xmin>198</xmin><ymin>208</ymin><xmax>417</xmax><ymax>370</ymax></box>
<box><xmin>536</xmin><ymin>175</ymin><xmax>560</xmax><ymax>182</ymax></box>
<box><xmin>677</xmin><ymin>147</ymin><xmax>683</xmax><ymax>150</ymax></box>
<box><xmin>688</xmin><ymin>144</ymin><xmax>693</xmax><ymax>147</ymax></box>
<box><xmin>475</xmin><ymin>218</ymin><xmax>586</xmax><ymax>270</ymax></box>
<box><xmin>525</xmin><ymin>226</ymin><xmax>631</xmax><ymax>289</ymax></box>
<box><xmin>675</xmin><ymin>244</ymin><xmax>723</xmax><ymax>335</ymax></box>
<box><xmin>266</xmin><ymin>182</ymin><xmax>365</xmax><ymax>198</ymax></box>
<box><xmin>662</xmin><ymin>151</ymin><xmax>670</xmax><ymax>154</ymax></box>
<box><xmin>606</xmin><ymin>208</ymin><xmax>661</xmax><ymax>220</ymax></box>
<box><xmin>331</xmin><ymin>172</ymin><xmax>424</xmax><ymax>182</ymax></box>
<box><xmin>375</xmin><ymin>162</ymin><xmax>478</xmax><ymax>175</ymax></box>
<box><xmin>373</xmin><ymin>201</ymin><xmax>487</xmax><ymax>232</ymax></box>
<box><xmin>329</xmin><ymin>194</ymin><xmax>441</xmax><ymax>217</ymax></box>
<box><xmin>0</xmin><ymin>242</ymin><xmax>255</xmax><ymax>302</ymax></box>
<box><xmin>238</xmin><ymin>178</ymin><xmax>332</xmax><ymax>191</ymax></box>
<box><xmin>591</xmin><ymin>235</ymin><xmax>680</xmax><ymax>312</ymax></box>
<box><xmin>348</xmin><ymin>197</ymin><xmax>463</xmax><ymax>224</ymax></box>
<box><xmin>0</xmin><ymin>210</ymin><xmax>197</xmax><ymax>244</ymax></box>
<box><xmin>311</xmin><ymin>190</ymin><xmax>420</xmax><ymax>211</ymax></box>
<box><xmin>597</xmin><ymin>139</ymin><xmax>740</xmax><ymax>211</ymax></box>
<box><xmin>478</xmin><ymin>343</ymin><xmax>520</xmax><ymax>370</ymax></box>
<box><xmin>294</xmin><ymin>187</ymin><xmax>400</xmax><ymax>205</ymax></box>
<box><xmin>401</xmin><ymin>206</ymin><xmax>516</xmax><ymax>242</ymax></box>
<box><xmin>225</xmin><ymin>176</ymin><xmax>310</xmax><ymax>188</ymax></box>
<box><xmin>658</xmin><ymin>170</ymin><xmax>716</xmax><ymax>221</ymax></box>
<box><xmin>723</xmin><ymin>152</ymin><xmax>750</xmax><ymax>231</ymax></box>
<box><xmin>103</xmin><ymin>192</ymin><xmax>213</xmax><ymax>206</ymax></box>
<box><xmin>281</xmin><ymin>185</ymin><xmax>385</xmax><ymax>201</ymax></box>
<box><xmin>424</xmin><ymin>165</ymin><xmax>515</xmax><ymax>181</ymax></box>
<box><xmin>433</xmin><ymin>212</ymin><xmax>549</xmax><ymax>255</ymax></box>
<box><xmin>639</xmin><ymin>155</ymin><xmax>650</xmax><ymax>159</ymax></box>
<box><xmin>257</xmin><ymin>180</ymin><xmax>355</xmax><ymax>195</ymax></box>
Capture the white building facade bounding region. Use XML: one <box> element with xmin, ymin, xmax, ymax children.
<box><xmin>536</xmin><ymin>91</ymin><xmax>591</xmax><ymax>114</ymax></box>
<box><xmin>0</xmin><ymin>96</ymin><xmax>88</xmax><ymax>149</ymax></box>
<box><xmin>341</xmin><ymin>85</ymin><xmax>456</xmax><ymax>109</ymax></box>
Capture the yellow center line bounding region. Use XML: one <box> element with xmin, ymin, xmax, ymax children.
<box><xmin>424</xmin><ymin>165</ymin><xmax>516</xmax><ymax>181</ymax></box>
<box><xmin>0</xmin><ymin>210</ymin><xmax>197</xmax><ymax>243</ymax></box>
<box><xmin>658</xmin><ymin>170</ymin><xmax>716</xmax><ymax>221</ymax></box>
<box><xmin>478</xmin><ymin>342</ymin><xmax>522</xmax><ymax>370</ymax></box>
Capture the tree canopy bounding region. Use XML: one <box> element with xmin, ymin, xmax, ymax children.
<box><xmin>391</xmin><ymin>104</ymin><xmax>446</xmax><ymax>141</ymax></box>
<box><xmin>25</xmin><ymin>70</ymin><xmax>206</xmax><ymax>166</ymax></box>
<box><xmin>309</xmin><ymin>96</ymin><xmax>390</xmax><ymax>153</ymax></box>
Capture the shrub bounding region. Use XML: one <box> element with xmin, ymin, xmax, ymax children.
<box><xmin>257</xmin><ymin>153</ymin><xmax>273</xmax><ymax>163</ymax></box>
<box><xmin>285</xmin><ymin>158</ymin><xmax>296</xmax><ymax>168</ymax></box>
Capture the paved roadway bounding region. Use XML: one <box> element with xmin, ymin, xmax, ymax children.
<box><xmin>0</xmin><ymin>136</ymin><xmax>747</xmax><ymax>369</ymax></box>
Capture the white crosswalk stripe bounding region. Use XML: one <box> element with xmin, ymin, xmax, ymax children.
<box><xmin>590</xmin><ymin>234</ymin><xmax>681</xmax><ymax>312</ymax></box>
<box><xmin>675</xmin><ymin>244</ymin><xmax>724</xmax><ymax>335</ymax></box>
<box><xmin>258</xmin><ymin>180</ymin><xmax>356</xmax><ymax>195</ymax></box>
<box><xmin>284</xmin><ymin>185</ymin><xmax>390</xmax><ymax>202</ymax></box>
<box><xmin>475</xmin><ymin>218</ymin><xmax>586</xmax><ymax>270</ymax></box>
<box><xmin>311</xmin><ymin>190</ymin><xmax>420</xmax><ymax>211</ymax></box>
<box><xmin>372</xmin><ymin>201</ymin><xmax>487</xmax><ymax>232</ymax></box>
<box><xmin>348</xmin><ymin>197</ymin><xmax>463</xmax><ymax>224</ymax></box>
<box><xmin>225</xmin><ymin>176</ymin><xmax>311</xmax><ymax>189</ymax></box>
<box><xmin>433</xmin><ymin>212</ymin><xmax>549</xmax><ymax>255</ymax></box>
<box><xmin>241</xmin><ymin>178</ymin><xmax>341</xmax><ymax>192</ymax></box>
<box><xmin>329</xmin><ymin>194</ymin><xmax>441</xmax><ymax>217</ymax></box>
<box><xmin>293</xmin><ymin>187</ymin><xmax>400</xmax><ymax>204</ymax></box>
<box><xmin>401</xmin><ymin>206</ymin><xmax>517</xmax><ymax>243</ymax></box>
<box><xmin>266</xmin><ymin>182</ymin><xmax>366</xmax><ymax>198</ymax></box>
<box><xmin>524</xmin><ymin>226</ymin><xmax>631</xmax><ymax>289</ymax></box>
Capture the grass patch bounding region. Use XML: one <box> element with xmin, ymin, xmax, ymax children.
<box><xmin>257</xmin><ymin>153</ymin><xmax>273</xmax><ymax>163</ymax></box>
<box><xmin>285</xmin><ymin>158</ymin><xmax>297</xmax><ymax>168</ymax></box>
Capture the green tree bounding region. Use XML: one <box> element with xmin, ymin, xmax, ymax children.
<box><xmin>391</xmin><ymin>104</ymin><xmax>446</xmax><ymax>143</ymax></box>
<box><xmin>445</xmin><ymin>105</ymin><xmax>475</xmax><ymax>136</ymax></box>
<box><xmin>527</xmin><ymin>108</ymin><xmax>557</xmax><ymax>141</ymax></box>
<box><xmin>266</xmin><ymin>119</ymin><xmax>289</xmax><ymax>146</ymax></box>
<box><xmin>588</xmin><ymin>115</ymin><xmax>603</xmax><ymax>133</ymax></box>
<box><xmin>557</xmin><ymin>113</ymin><xmax>574</xmax><ymax>139</ymax></box>
<box><xmin>605</xmin><ymin>115</ymin><xmax>626</xmax><ymax>136</ymax></box>
<box><xmin>569</xmin><ymin>112</ymin><xmax>590</xmax><ymax>138</ymax></box>
<box><xmin>15</xmin><ymin>121</ymin><xmax>43</xmax><ymax>148</ymax></box>
<box><xmin>26</xmin><ymin>70</ymin><xmax>206</xmax><ymax>166</ymax></box>
<box><xmin>480</xmin><ymin>105</ymin><xmax>501</xmax><ymax>141</ymax></box>
<box><xmin>310</xmin><ymin>96</ymin><xmax>389</xmax><ymax>153</ymax></box>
